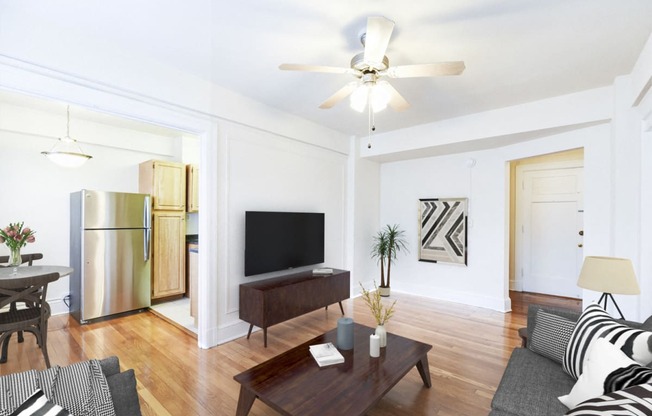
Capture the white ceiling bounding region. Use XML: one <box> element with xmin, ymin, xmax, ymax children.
<box><xmin>4</xmin><ymin>0</ymin><xmax>652</xmax><ymax>137</ymax></box>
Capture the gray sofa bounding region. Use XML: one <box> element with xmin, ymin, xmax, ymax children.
<box><xmin>0</xmin><ymin>356</ymin><xmax>141</xmax><ymax>416</ymax></box>
<box><xmin>99</xmin><ymin>356</ymin><xmax>142</xmax><ymax>416</ymax></box>
<box><xmin>490</xmin><ymin>305</ymin><xmax>652</xmax><ymax>416</ymax></box>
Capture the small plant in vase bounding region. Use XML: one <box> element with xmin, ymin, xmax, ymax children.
<box><xmin>360</xmin><ymin>281</ymin><xmax>397</xmax><ymax>348</ymax></box>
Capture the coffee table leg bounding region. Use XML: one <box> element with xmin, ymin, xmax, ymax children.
<box><xmin>416</xmin><ymin>354</ymin><xmax>432</xmax><ymax>388</ymax></box>
<box><xmin>235</xmin><ymin>386</ymin><xmax>257</xmax><ymax>416</ymax></box>
<box><xmin>263</xmin><ymin>328</ymin><xmax>268</xmax><ymax>348</ymax></box>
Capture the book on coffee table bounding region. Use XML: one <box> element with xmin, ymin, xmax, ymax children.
<box><xmin>309</xmin><ymin>342</ymin><xmax>344</xmax><ymax>367</ymax></box>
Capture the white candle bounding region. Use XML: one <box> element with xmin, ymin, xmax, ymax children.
<box><xmin>370</xmin><ymin>334</ymin><xmax>380</xmax><ymax>357</ymax></box>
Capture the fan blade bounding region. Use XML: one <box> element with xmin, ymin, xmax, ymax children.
<box><xmin>363</xmin><ymin>17</ymin><xmax>395</xmax><ymax>68</ymax></box>
<box><xmin>319</xmin><ymin>82</ymin><xmax>358</xmax><ymax>109</ymax></box>
<box><xmin>384</xmin><ymin>82</ymin><xmax>410</xmax><ymax>112</ymax></box>
<box><xmin>279</xmin><ymin>63</ymin><xmax>352</xmax><ymax>74</ymax></box>
<box><xmin>386</xmin><ymin>61</ymin><xmax>465</xmax><ymax>78</ymax></box>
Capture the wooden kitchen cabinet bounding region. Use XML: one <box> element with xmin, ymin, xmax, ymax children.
<box><xmin>139</xmin><ymin>160</ymin><xmax>186</xmax><ymax>211</ymax></box>
<box><xmin>151</xmin><ymin>211</ymin><xmax>186</xmax><ymax>299</ymax></box>
<box><xmin>186</xmin><ymin>164</ymin><xmax>199</xmax><ymax>212</ymax></box>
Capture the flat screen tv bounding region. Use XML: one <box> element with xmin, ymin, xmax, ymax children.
<box><xmin>245</xmin><ymin>211</ymin><xmax>324</xmax><ymax>276</ymax></box>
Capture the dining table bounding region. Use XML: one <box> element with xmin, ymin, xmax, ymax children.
<box><xmin>0</xmin><ymin>265</ymin><xmax>73</xmax><ymax>364</ymax></box>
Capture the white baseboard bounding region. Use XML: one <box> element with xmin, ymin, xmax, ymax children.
<box><xmin>393</xmin><ymin>285</ymin><xmax>511</xmax><ymax>313</ymax></box>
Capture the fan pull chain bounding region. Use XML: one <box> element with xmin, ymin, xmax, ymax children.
<box><xmin>367</xmin><ymin>100</ymin><xmax>376</xmax><ymax>149</ymax></box>
<box><xmin>367</xmin><ymin>100</ymin><xmax>372</xmax><ymax>148</ymax></box>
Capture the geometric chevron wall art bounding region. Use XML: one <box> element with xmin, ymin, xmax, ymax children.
<box><xmin>418</xmin><ymin>198</ymin><xmax>468</xmax><ymax>265</ymax></box>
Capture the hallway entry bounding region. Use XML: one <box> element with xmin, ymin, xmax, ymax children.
<box><xmin>511</xmin><ymin>151</ymin><xmax>584</xmax><ymax>299</ymax></box>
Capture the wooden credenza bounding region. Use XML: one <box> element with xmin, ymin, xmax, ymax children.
<box><xmin>239</xmin><ymin>269</ymin><xmax>350</xmax><ymax>347</ymax></box>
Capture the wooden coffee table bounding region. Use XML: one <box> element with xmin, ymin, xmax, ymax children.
<box><xmin>233</xmin><ymin>323</ymin><xmax>432</xmax><ymax>415</ymax></box>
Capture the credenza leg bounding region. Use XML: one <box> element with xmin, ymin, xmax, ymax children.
<box><xmin>338</xmin><ymin>301</ymin><xmax>344</xmax><ymax>315</ymax></box>
<box><xmin>263</xmin><ymin>328</ymin><xmax>268</xmax><ymax>348</ymax></box>
<box><xmin>235</xmin><ymin>386</ymin><xmax>257</xmax><ymax>416</ymax></box>
<box><xmin>246</xmin><ymin>324</ymin><xmax>254</xmax><ymax>340</ymax></box>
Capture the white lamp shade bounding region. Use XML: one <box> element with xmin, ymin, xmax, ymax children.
<box><xmin>41</xmin><ymin>137</ymin><xmax>92</xmax><ymax>168</ymax></box>
<box><xmin>43</xmin><ymin>150</ymin><xmax>92</xmax><ymax>168</ymax></box>
<box><xmin>577</xmin><ymin>256</ymin><xmax>640</xmax><ymax>295</ymax></box>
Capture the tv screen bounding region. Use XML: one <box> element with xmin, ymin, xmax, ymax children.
<box><xmin>245</xmin><ymin>211</ymin><xmax>325</xmax><ymax>276</ymax></box>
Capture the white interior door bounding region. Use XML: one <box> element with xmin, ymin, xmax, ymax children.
<box><xmin>516</xmin><ymin>166</ymin><xmax>584</xmax><ymax>298</ymax></box>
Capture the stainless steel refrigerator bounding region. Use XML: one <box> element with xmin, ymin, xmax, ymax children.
<box><xmin>70</xmin><ymin>190</ymin><xmax>151</xmax><ymax>323</ymax></box>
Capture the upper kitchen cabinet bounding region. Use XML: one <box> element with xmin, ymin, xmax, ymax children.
<box><xmin>139</xmin><ymin>160</ymin><xmax>186</xmax><ymax>211</ymax></box>
<box><xmin>187</xmin><ymin>164</ymin><xmax>199</xmax><ymax>212</ymax></box>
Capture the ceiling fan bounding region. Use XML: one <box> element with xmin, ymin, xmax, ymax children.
<box><xmin>279</xmin><ymin>16</ymin><xmax>465</xmax><ymax>112</ymax></box>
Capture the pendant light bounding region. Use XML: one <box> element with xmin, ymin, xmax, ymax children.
<box><xmin>41</xmin><ymin>106</ymin><xmax>92</xmax><ymax>168</ymax></box>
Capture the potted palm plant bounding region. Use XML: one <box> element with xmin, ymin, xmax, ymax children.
<box><xmin>371</xmin><ymin>224</ymin><xmax>408</xmax><ymax>297</ymax></box>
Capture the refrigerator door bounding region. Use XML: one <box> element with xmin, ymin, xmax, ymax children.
<box><xmin>82</xmin><ymin>228</ymin><xmax>151</xmax><ymax>321</ymax></box>
<box><xmin>82</xmin><ymin>190</ymin><xmax>151</xmax><ymax>230</ymax></box>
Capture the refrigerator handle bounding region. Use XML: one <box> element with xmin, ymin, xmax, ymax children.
<box><xmin>143</xmin><ymin>195</ymin><xmax>151</xmax><ymax>228</ymax></box>
<box><xmin>144</xmin><ymin>228</ymin><xmax>151</xmax><ymax>262</ymax></box>
<box><xmin>144</xmin><ymin>195</ymin><xmax>151</xmax><ymax>262</ymax></box>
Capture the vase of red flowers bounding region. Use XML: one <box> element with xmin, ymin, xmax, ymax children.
<box><xmin>0</xmin><ymin>222</ymin><xmax>36</xmax><ymax>267</ymax></box>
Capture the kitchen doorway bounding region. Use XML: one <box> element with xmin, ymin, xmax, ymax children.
<box><xmin>0</xmin><ymin>89</ymin><xmax>203</xmax><ymax>336</ymax></box>
<box><xmin>149</xmin><ymin>135</ymin><xmax>201</xmax><ymax>335</ymax></box>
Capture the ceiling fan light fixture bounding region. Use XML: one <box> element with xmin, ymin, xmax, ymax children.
<box><xmin>41</xmin><ymin>106</ymin><xmax>92</xmax><ymax>168</ymax></box>
<box><xmin>350</xmin><ymin>82</ymin><xmax>390</xmax><ymax>113</ymax></box>
<box><xmin>350</xmin><ymin>84</ymin><xmax>369</xmax><ymax>112</ymax></box>
<box><xmin>371</xmin><ymin>81</ymin><xmax>391</xmax><ymax>112</ymax></box>
<box><xmin>280</xmin><ymin>15</ymin><xmax>464</xmax><ymax>113</ymax></box>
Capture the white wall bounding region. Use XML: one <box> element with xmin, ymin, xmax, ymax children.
<box><xmin>349</xmin><ymin>137</ymin><xmax>381</xmax><ymax>293</ymax></box>
<box><xmin>213</xmin><ymin>121</ymin><xmax>349</xmax><ymax>340</ymax></box>
<box><xmin>373</xmin><ymin>113</ymin><xmax>613</xmax><ymax>313</ymax></box>
<box><xmin>0</xmin><ymin>101</ymin><xmax>183</xmax><ymax>314</ymax></box>
<box><xmin>379</xmin><ymin>151</ymin><xmax>508</xmax><ymax>310</ymax></box>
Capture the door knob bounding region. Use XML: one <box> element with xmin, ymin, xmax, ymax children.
<box><xmin>578</xmin><ymin>243</ymin><xmax>583</xmax><ymax>248</ymax></box>
<box><xmin>579</xmin><ymin>230</ymin><xmax>584</xmax><ymax>236</ymax></box>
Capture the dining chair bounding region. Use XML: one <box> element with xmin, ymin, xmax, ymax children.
<box><xmin>0</xmin><ymin>272</ymin><xmax>58</xmax><ymax>368</ymax></box>
<box><xmin>0</xmin><ymin>253</ymin><xmax>44</xmax><ymax>351</ymax></box>
<box><xmin>0</xmin><ymin>253</ymin><xmax>44</xmax><ymax>266</ymax></box>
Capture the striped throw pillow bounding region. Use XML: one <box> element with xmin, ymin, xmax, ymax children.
<box><xmin>562</xmin><ymin>303</ymin><xmax>652</xmax><ymax>380</ymax></box>
<box><xmin>9</xmin><ymin>389</ymin><xmax>70</xmax><ymax>416</ymax></box>
<box><xmin>565</xmin><ymin>383</ymin><xmax>652</xmax><ymax>416</ymax></box>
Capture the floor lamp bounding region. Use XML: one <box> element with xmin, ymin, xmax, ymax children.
<box><xmin>577</xmin><ymin>256</ymin><xmax>640</xmax><ymax>320</ymax></box>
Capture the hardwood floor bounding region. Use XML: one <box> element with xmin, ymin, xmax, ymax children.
<box><xmin>0</xmin><ymin>291</ymin><xmax>580</xmax><ymax>415</ymax></box>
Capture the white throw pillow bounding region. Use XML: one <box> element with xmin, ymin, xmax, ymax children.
<box><xmin>559</xmin><ymin>338</ymin><xmax>638</xmax><ymax>409</ymax></box>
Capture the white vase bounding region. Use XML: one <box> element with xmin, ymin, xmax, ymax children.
<box><xmin>375</xmin><ymin>324</ymin><xmax>387</xmax><ymax>348</ymax></box>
